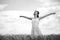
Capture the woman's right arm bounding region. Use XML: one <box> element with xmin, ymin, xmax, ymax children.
<box><xmin>20</xmin><ymin>16</ymin><xmax>32</xmax><ymax>20</ymax></box>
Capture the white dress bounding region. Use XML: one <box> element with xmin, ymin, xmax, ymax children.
<box><xmin>31</xmin><ymin>18</ymin><xmax>42</xmax><ymax>36</ymax></box>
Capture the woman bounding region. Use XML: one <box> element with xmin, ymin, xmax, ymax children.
<box><xmin>20</xmin><ymin>10</ymin><xmax>56</xmax><ymax>36</ymax></box>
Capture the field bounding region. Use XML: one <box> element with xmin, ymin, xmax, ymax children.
<box><xmin>0</xmin><ymin>34</ymin><xmax>60</xmax><ymax>40</ymax></box>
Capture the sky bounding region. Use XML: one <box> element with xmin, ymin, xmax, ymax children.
<box><xmin>0</xmin><ymin>0</ymin><xmax>60</xmax><ymax>11</ymax></box>
<box><xmin>0</xmin><ymin>0</ymin><xmax>60</xmax><ymax>35</ymax></box>
<box><xmin>0</xmin><ymin>0</ymin><xmax>41</xmax><ymax>11</ymax></box>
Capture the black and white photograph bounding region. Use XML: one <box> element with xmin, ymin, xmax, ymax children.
<box><xmin>0</xmin><ymin>0</ymin><xmax>60</xmax><ymax>40</ymax></box>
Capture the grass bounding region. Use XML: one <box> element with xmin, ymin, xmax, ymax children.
<box><xmin>0</xmin><ymin>34</ymin><xmax>60</xmax><ymax>40</ymax></box>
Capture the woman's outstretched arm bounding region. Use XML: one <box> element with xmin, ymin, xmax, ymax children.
<box><xmin>20</xmin><ymin>16</ymin><xmax>32</xmax><ymax>20</ymax></box>
<box><xmin>39</xmin><ymin>13</ymin><xmax>56</xmax><ymax>20</ymax></box>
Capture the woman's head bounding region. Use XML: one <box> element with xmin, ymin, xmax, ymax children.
<box><xmin>33</xmin><ymin>10</ymin><xmax>39</xmax><ymax>18</ymax></box>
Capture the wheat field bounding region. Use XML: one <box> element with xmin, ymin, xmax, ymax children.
<box><xmin>0</xmin><ymin>34</ymin><xmax>60</xmax><ymax>40</ymax></box>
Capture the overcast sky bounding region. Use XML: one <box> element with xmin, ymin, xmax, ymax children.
<box><xmin>0</xmin><ymin>0</ymin><xmax>60</xmax><ymax>11</ymax></box>
<box><xmin>0</xmin><ymin>0</ymin><xmax>41</xmax><ymax>11</ymax></box>
<box><xmin>0</xmin><ymin>0</ymin><xmax>60</xmax><ymax>35</ymax></box>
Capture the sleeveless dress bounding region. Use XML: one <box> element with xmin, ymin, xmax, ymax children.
<box><xmin>31</xmin><ymin>18</ymin><xmax>42</xmax><ymax>36</ymax></box>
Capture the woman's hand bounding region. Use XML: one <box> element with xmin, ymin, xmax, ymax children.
<box><xmin>50</xmin><ymin>13</ymin><xmax>56</xmax><ymax>15</ymax></box>
<box><xmin>20</xmin><ymin>16</ymin><xmax>24</xmax><ymax>17</ymax></box>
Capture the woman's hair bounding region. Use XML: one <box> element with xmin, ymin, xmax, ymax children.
<box><xmin>35</xmin><ymin>11</ymin><xmax>39</xmax><ymax>14</ymax></box>
<box><xmin>34</xmin><ymin>10</ymin><xmax>39</xmax><ymax>18</ymax></box>
<box><xmin>34</xmin><ymin>10</ymin><xmax>39</xmax><ymax>14</ymax></box>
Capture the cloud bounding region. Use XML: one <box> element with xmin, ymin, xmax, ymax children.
<box><xmin>51</xmin><ymin>0</ymin><xmax>60</xmax><ymax>3</ymax></box>
<box><xmin>36</xmin><ymin>0</ymin><xmax>60</xmax><ymax>7</ymax></box>
<box><xmin>0</xmin><ymin>10</ymin><xmax>32</xmax><ymax>35</ymax></box>
<box><xmin>37</xmin><ymin>0</ymin><xmax>60</xmax><ymax>3</ymax></box>
<box><xmin>37</xmin><ymin>6</ymin><xmax>60</xmax><ymax>14</ymax></box>
<box><xmin>0</xmin><ymin>4</ymin><xmax>8</xmax><ymax>10</ymax></box>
